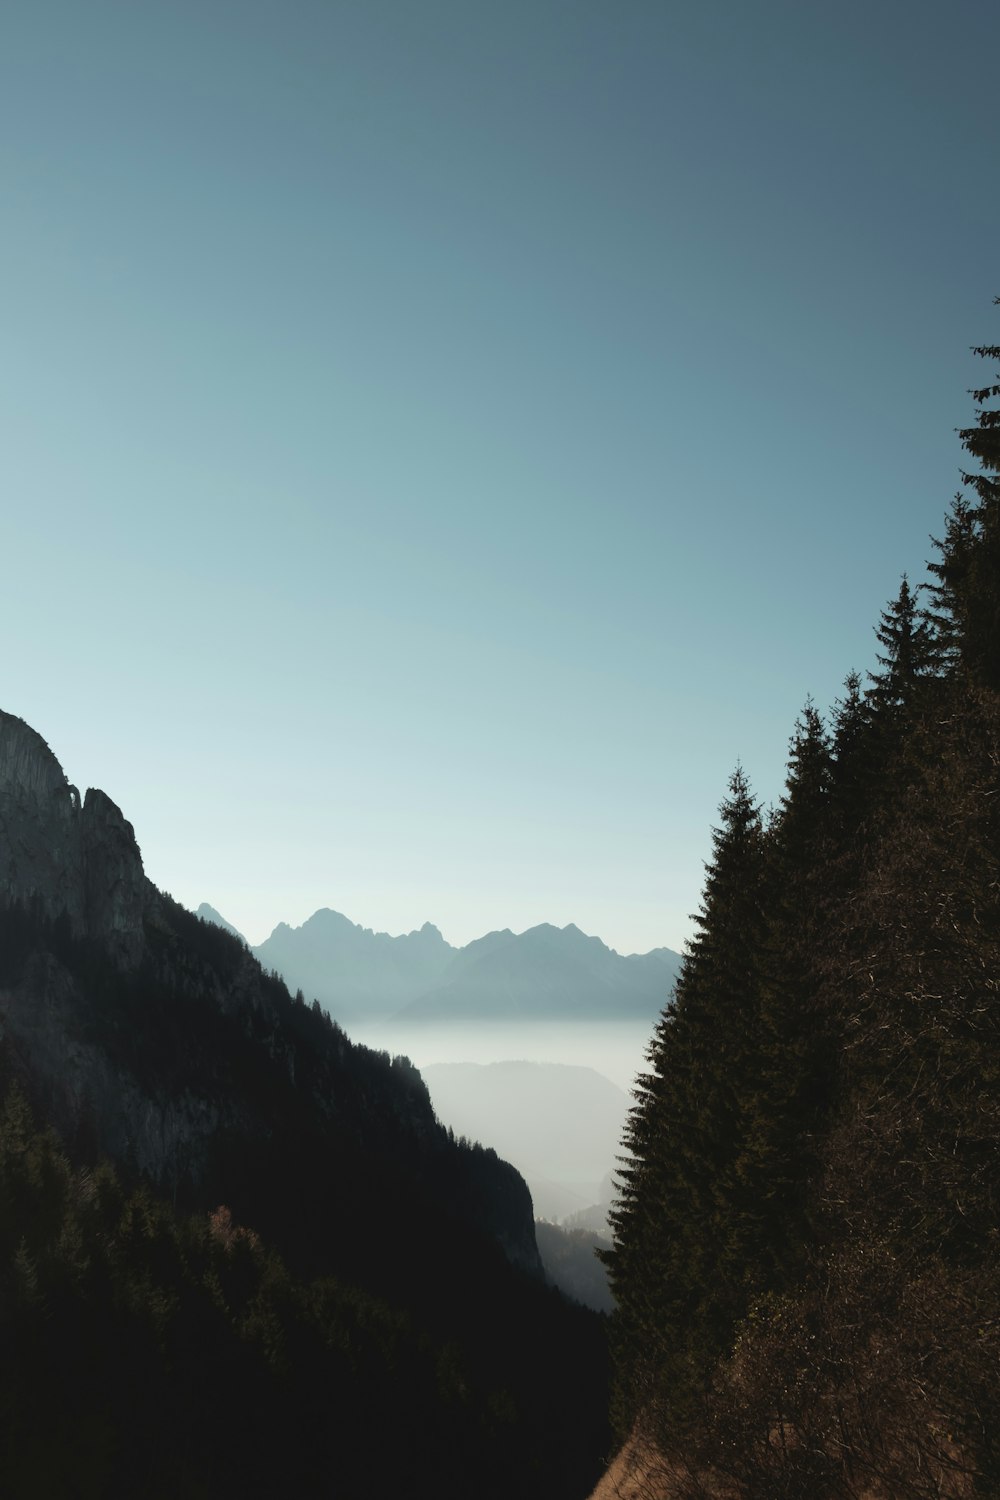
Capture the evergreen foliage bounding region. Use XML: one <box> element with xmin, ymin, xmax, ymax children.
<box><xmin>0</xmin><ymin>1082</ymin><xmax>609</xmax><ymax>1500</ymax></box>
<box><xmin>606</xmin><ymin>769</ymin><xmax>774</xmax><ymax>1423</ymax></box>
<box><xmin>0</xmin><ymin>893</ymin><xmax>611</xmax><ymax>1499</ymax></box>
<box><xmin>925</xmin><ymin>308</ymin><xmax>1000</xmax><ymax>688</ymax></box>
<box><xmin>605</xmin><ymin>305</ymin><xmax>1000</xmax><ymax>1498</ymax></box>
<box><xmin>868</xmin><ymin>574</ymin><xmax>940</xmax><ymax>707</ymax></box>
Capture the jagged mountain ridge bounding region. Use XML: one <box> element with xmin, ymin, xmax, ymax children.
<box><xmin>397</xmin><ymin>921</ymin><xmax>681</xmax><ymax>1023</ymax></box>
<box><xmin>195</xmin><ymin>901</ymin><xmax>246</xmax><ymax>941</ymax></box>
<box><xmin>252</xmin><ymin>906</ymin><xmax>456</xmax><ymax>1021</ymax></box>
<box><xmin>212</xmin><ymin>900</ymin><xmax>682</xmax><ymax>1024</ymax></box>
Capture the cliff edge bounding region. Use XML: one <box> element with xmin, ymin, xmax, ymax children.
<box><xmin>0</xmin><ymin>711</ymin><xmax>147</xmax><ymax>965</ymax></box>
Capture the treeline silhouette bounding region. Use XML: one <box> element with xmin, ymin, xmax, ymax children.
<box><xmin>0</xmin><ymin>893</ymin><xmax>609</xmax><ymax>1498</ymax></box>
<box><xmin>603</xmin><ymin>308</ymin><xmax>1000</xmax><ymax>1498</ymax></box>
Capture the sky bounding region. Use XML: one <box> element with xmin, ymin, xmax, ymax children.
<box><xmin>2</xmin><ymin>0</ymin><xmax>998</xmax><ymax>955</ymax></box>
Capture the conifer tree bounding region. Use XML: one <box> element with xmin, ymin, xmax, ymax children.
<box><xmin>752</xmin><ymin>705</ymin><xmax>833</xmax><ymax>1245</ymax></box>
<box><xmin>827</xmin><ymin>669</ymin><xmax>875</xmax><ymax>830</ymax></box>
<box><xmin>925</xmin><ymin>315</ymin><xmax>1000</xmax><ymax>687</ymax></box>
<box><xmin>605</xmin><ymin>769</ymin><xmax>771</xmax><ymax>1436</ymax></box>
<box><xmin>867</xmin><ymin>575</ymin><xmax>940</xmax><ymax>708</ymax></box>
<box><xmin>603</xmin><ymin>305</ymin><xmax>1000</xmax><ymax>1495</ymax></box>
<box><xmin>774</xmin><ymin>700</ymin><xmax>831</xmax><ymax>859</ymax></box>
<box><xmin>925</xmin><ymin>495</ymin><xmax>976</xmax><ymax>670</ymax></box>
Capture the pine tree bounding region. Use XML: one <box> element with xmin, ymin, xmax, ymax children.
<box><xmin>828</xmin><ymin>669</ymin><xmax>875</xmax><ymax>830</ymax></box>
<box><xmin>602</xmin><ymin>306</ymin><xmax>1000</xmax><ymax>1494</ymax></box>
<box><xmin>925</xmin><ymin>314</ymin><xmax>1000</xmax><ymax>687</ymax></box>
<box><xmin>867</xmin><ymin>575</ymin><xmax>940</xmax><ymax>708</ymax></box>
<box><xmin>774</xmin><ymin>700</ymin><xmax>831</xmax><ymax>859</ymax></box>
<box><xmin>748</xmin><ymin>708</ymin><xmax>832</xmax><ymax>1281</ymax></box>
<box><xmin>925</xmin><ymin>495</ymin><xmax>976</xmax><ymax>670</ymax></box>
<box><xmin>605</xmin><ymin>769</ymin><xmax>771</xmax><ymax>1436</ymax></box>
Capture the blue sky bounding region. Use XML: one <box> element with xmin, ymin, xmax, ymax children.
<box><xmin>3</xmin><ymin>0</ymin><xmax>998</xmax><ymax>953</ymax></box>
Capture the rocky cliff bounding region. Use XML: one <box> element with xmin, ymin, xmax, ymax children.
<box><xmin>0</xmin><ymin>709</ymin><xmax>542</xmax><ymax>1282</ymax></box>
<box><xmin>0</xmin><ymin>711</ymin><xmax>148</xmax><ymax>965</ymax></box>
<box><xmin>0</xmin><ymin>712</ymin><xmax>611</xmax><ymax>1500</ymax></box>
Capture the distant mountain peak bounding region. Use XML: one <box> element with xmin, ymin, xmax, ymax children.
<box><xmin>304</xmin><ymin>907</ymin><xmax>353</xmax><ymax>928</ymax></box>
<box><xmin>204</xmin><ymin>900</ymin><xmax>680</xmax><ymax>1027</ymax></box>
<box><xmin>196</xmin><ymin>903</ymin><xmax>246</xmax><ymax>943</ymax></box>
<box><xmin>252</xmin><ymin>905</ymin><xmax>457</xmax><ymax>1023</ymax></box>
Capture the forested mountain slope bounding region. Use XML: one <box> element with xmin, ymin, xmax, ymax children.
<box><xmin>0</xmin><ymin>711</ymin><xmax>609</xmax><ymax>1499</ymax></box>
<box><xmin>600</xmin><ymin>314</ymin><xmax>1000</xmax><ymax>1498</ymax></box>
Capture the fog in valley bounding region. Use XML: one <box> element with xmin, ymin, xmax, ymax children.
<box><xmin>344</xmin><ymin>1020</ymin><xmax>651</xmax><ymax>1223</ymax></box>
<box><xmin>348</xmin><ymin>1016</ymin><xmax>654</xmax><ymax>1093</ymax></box>
<box><xmin>352</xmin><ymin>1019</ymin><xmax>652</xmax><ymax>1313</ymax></box>
<box><xmin>200</xmin><ymin>903</ymin><xmax>674</xmax><ymax>1309</ymax></box>
<box><xmin>8</xmin><ymin>0</ymin><xmax>998</xmax><ymax>1489</ymax></box>
<box><xmin>205</xmin><ymin>902</ymin><xmax>671</xmax><ymax>1231</ymax></box>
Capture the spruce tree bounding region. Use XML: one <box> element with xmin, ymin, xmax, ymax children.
<box><xmin>605</xmin><ymin>768</ymin><xmax>771</xmax><ymax>1437</ymax></box>
<box><xmin>925</xmin><ymin>495</ymin><xmax>976</xmax><ymax>670</ymax></box>
<box><xmin>754</xmin><ymin>703</ymin><xmax>833</xmax><ymax>1233</ymax></box>
<box><xmin>828</xmin><ymin>669</ymin><xmax>876</xmax><ymax>831</ymax></box>
<box><xmin>867</xmin><ymin>575</ymin><xmax>940</xmax><ymax>708</ymax></box>
<box><xmin>774</xmin><ymin>700</ymin><xmax>831</xmax><ymax>858</ymax></box>
<box><xmin>925</xmin><ymin>315</ymin><xmax>1000</xmax><ymax>687</ymax></box>
<box><xmin>602</xmin><ymin>305</ymin><xmax>1000</xmax><ymax>1495</ymax></box>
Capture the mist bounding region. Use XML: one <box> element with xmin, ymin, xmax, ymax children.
<box><xmin>348</xmin><ymin>1017</ymin><xmax>655</xmax><ymax>1094</ymax></box>
<box><xmin>348</xmin><ymin>1017</ymin><xmax>655</xmax><ymax>1233</ymax></box>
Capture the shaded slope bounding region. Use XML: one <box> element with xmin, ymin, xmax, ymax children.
<box><xmin>0</xmin><ymin>709</ymin><xmax>611</xmax><ymax>1499</ymax></box>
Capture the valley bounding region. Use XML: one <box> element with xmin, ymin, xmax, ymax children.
<box><xmin>200</xmin><ymin>902</ymin><xmax>676</xmax><ymax>1309</ymax></box>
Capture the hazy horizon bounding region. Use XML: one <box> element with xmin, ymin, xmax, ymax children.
<box><xmin>349</xmin><ymin>1016</ymin><xmax>656</xmax><ymax>1097</ymax></box>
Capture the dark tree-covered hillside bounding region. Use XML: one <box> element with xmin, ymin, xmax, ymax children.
<box><xmin>0</xmin><ymin>739</ymin><xmax>611</xmax><ymax>1500</ymax></box>
<box><xmin>0</xmin><ymin>1082</ymin><xmax>607</xmax><ymax>1500</ymax></box>
<box><xmin>602</xmin><ymin>305</ymin><xmax>1000</xmax><ymax>1499</ymax></box>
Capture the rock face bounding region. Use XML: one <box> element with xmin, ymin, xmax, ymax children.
<box><xmin>0</xmin><ymin>708</ymin><xmax>543</xmax><ymax>1282</ymax></box>
<box><xmin>0</xmin><ymin>713</ymin><xmax>84</xmax><ymax>929</ymax></box>
<box><xmin>80</xmin><ymin>786</ymin><xmax>147</xmax><ymax>959</ymax></box>
<box><xmin>0</xmin><ymin>711</ymin><xmax>148</xmax><ymax>965</ymax></box>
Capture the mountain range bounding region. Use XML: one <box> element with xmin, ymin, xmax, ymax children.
<box><xmin>198</xmin><ymin>902</ymin><xmax>682</xmax><ymax>1026</ymax></box>
<box><xmin>0</xmin><ymin>709</ymin><xmax>610</xmax><ymax>1497</ymax></box>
